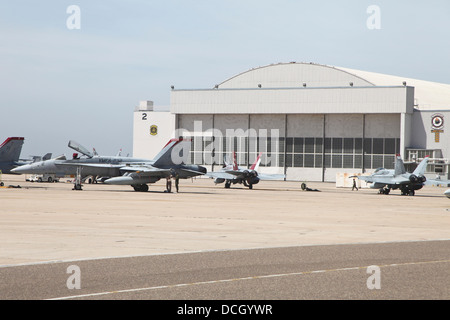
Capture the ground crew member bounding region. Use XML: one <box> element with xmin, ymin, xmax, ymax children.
<box><xmin>352</xmin><ymin>178</ymin><xmax>358</xmax><ymax>191</ymax></box>
<box><xmin>166</xmin><ymin>176</ymin><xmax>172</xmax><ymax>193</ymax></box>
<box><xmin>174</xmin><ymin>173</ymin><xmax>180</xmax><ymax>193</ymax></box>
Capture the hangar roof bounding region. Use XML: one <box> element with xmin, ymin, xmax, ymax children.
<box><xmin>218</xmin><ymin>62</ymin><xmax>450</xmax><ymax>110</ymax></box>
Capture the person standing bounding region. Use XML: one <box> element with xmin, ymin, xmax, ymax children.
<box><xmin>174</xmin><ymin>173</ymin><xmax>180</xmax><ymax>193</ymax></box>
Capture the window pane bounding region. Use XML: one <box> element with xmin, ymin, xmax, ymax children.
<box><xmin>305</xmin><ymin>138</ymin><xmax>314</xmax><ymax>153</ymax></box>
<box><xmin>355</xmin><ymin>138</ymin><xmax>363</xmax><ymax>153</ymax></box>
<box><xmin>315</xmin><ymin>138</ymin><xmax>323</xmax><ymax>154</ymax></box>
<box><xmin>304</xmin><ymin>154</ymin><xmax>314</xmax><ymax>167</ymax></box>
<box><xmin>373</xmin><ymin>138</ymin><xmax>384</xmax><ymax>154</ymax></box>
<box><xmin>332</xmin><ymin>138</ymin><xmax>342</xmax><ymax>154</ymax></box>
<box><xmin>293</xmin><ymin>154</ymin><xmax>303</xmax><ymax>167</ymax></box>
<box><xmin>294</xmin><ymin>137</ymin><xmax>304</xmax><ymax>153</ymax></box>
<box><xmin>332</xmin><ymin>155</ymin><xmax>342</xmax><ymax>168</ymax></box>
<box><xmin>343</xmin><ymin>155</ymin><xmax>353</xmax><ymax>168</ymax></box>
<box><xmin>344</xmin><ymin>138</ymin><xmax>354</xmax><ymax>154</ymax></box>
<box><xmin>385</xmin><ymin>138</ymin><xmax>395</xmax><ymax>154</ymax></box>
<box><xmin>286</xmin><ymin>138</ymin><xmax>294</xmax><ymax>153</ymax></box>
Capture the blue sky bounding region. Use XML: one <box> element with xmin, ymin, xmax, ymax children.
<box><xmin>1</xmin><ymin>1</ymin><xmax>449</xmax><ymax>157</ymax></box>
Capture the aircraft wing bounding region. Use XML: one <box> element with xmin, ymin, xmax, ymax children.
<box><xmin>357</xmin><ymin>175</ymin><xmax>409</xmax><ymax>185</ymax></box>
<box><xmin>224</xmin><ymin>170</ymin><xmax>245</xmax><ymax>178</ymax></box>
<box><xmin>424</xmin><ymin>178</ymin><xmax>450</xmax><ymax>187</ymax></box>
<box><xmin>206</xmin><ymin>171</ymin><xmax>237</xmax><ymax>180</ymax></box>
<box><xmin>56</xmin><ymin>163</ymin><xmax>124</xmax><ymax>168</ymax></box>
<box><xmin>257</xmin><ymin>173</ymin><xmax>285</xmax><ymax>180</ymax></box>
<box><xmin>119</xmin><ymin>166</ymin><xmax>171</xmax><ymax>177</ymax></box>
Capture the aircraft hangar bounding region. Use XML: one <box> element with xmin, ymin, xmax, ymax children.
<box><xmin>133</xmin><ymin>62</ymin><xmax>450</xmax><ymax>182</ymax></box>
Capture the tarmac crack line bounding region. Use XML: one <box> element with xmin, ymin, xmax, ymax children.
<box><xmin>46</xmin><ymin>258</ymin><xmax>450</xmax><ymax>300</ymax></box>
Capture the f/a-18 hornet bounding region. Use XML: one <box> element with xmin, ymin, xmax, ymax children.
<box><xmin>206</xmin><ymin>151</ymin><xmax>285</xmax><ymax>189</ymax></box>
<box><xmin>354</xmin><ymin>155</ymin><xmax>449</xmax><ymax>196</ymax></box>
<box><xmin>103</xmin><ymin>138</ymin><xmax>206</xmax><ymax>191</ymax></box>
<box><xmin>12</xmin><ymin>138</ymin><xmax>206</xmax><ymax>191</ymax></box>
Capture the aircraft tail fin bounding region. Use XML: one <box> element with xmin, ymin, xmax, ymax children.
<box><xmin>250</xmin><ymin>152</ymin><xmax>262</xmax><ymax>171</ymax></box>
<box><xmin>412</xmin><ymin>156</ymin><xmax>429</xmax><ymax>176</ymax></box>
<box><xmin>394</xmin><ymin>154</ymin><xmax>406</xmax><ymax>175</ymax></box>
<box><xmin>232</xmin><ymin>151</ymin><xmax>238</xmax><ymax>171</ymax></box>
<box><xmin>153</xmin><ymin>138</ymin><xmax>191</xmax><ymax>167</ymax></box>
<box><xmin>0</xmin><ymin>137</ymin><xmax>24</xmax><ymax>163</ymax></box>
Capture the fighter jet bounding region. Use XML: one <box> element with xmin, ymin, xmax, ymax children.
<box><xmin>355</xmin><ymin>155</ymin><xmax>449</xmax><ymax>196</ymax></box>
<box><xmin>103</xmin><ymin>138</ymin><xmax>207</xmax><ymax>191</ymax></box>
<box><xmin>0</xmin><ymin>137</ymin><xmax>26</xmax><ymax>174</ymax></box>
<box><xmin>12</xmin><ymin>138</ymin><xmax>206</xmax><ymax>191</ymax></box>
<box><xmin>11</xmin><ymin>140</ymin><xmax>152</xmax><ymax>190</ymax></box>
<box><xmin>206</xmin><ymin>152</ymin><xmax>285</xmax><ymax>189</ymax></box>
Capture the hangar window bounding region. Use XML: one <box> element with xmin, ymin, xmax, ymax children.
<box><xmin>343</xmin><ymin>155</ymin><xmax>353</xmax><ymax>168</ymax></box>
<box><xmin>294</xmin><ymin>138</ymin><xmax>304</xmax><ymax>153</ymax></box>
<box><xmin>373</xmin><ymin>139</ymin><xmax>384</xmax><ymax>154</ymax></box>
<box><xmin>332</xmin><ymin>155</ymin><xmax>342</xmax><ymax>168</ymax></box>
<box><xmin>315</xmin><ymin>138</ymin><xmax>323</xmax><ymax>153</ymax></box>
<box><xmin>364</xmin><ymin>138</ymin><xmax>372</xmax><ymax>154</ymax></box>
<box><xmin>385</xmin><ymin>139</ymin><xmax>396</xmax><ymax>154</ymax></box>
<box><xmin>315</xmin><ymin>155</ymin><xmax>323</xmax><ymax>167</ymax></box>
<box><xmin>286</xmin><ymin>138</ymin><xmax>294</xmax><ymax>153</ymax></box>
<box><xmin>343</xmin><ymin>138</ymin><xmax>353</xmax><ymax>153</ymax></box>
<box><xmin>305</xmin><ymin>138</ymin><xmax>315</xmax><ymax>153</ymax></box>
<box><xmin>354</xmin><ymin>138</ymin><xmax>363</xmax><ymax>154</ymax></box>
<box><xmin>294</xmin><ymin>154</ymin><xmax>303</xmax><ymax>167</ymax></box>
<box><xmin>304</xmin><ymin>154</ymin><xmax>315</xmax><ymax>168</ymax></box>
<box><xmin>332</xmin><ymin>138</ymin><xmax>342</xmax><ymax>153</ymax></box>
<box><xmin>373</xmin><ymin>155</ymin><xmax>384</xmax><ymax>168</ymax></box>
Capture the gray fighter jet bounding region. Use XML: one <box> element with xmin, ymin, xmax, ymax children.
<box><xmin>12</xmin><ymin>138</ymin><xmax>206</xmax><ymax>191</ymax></box>
<box><xmin>103</xmin><ymin>138</ymin><xmax>207</xmax><ymax>191</ymax></box>
<box><xmin>355</xmin><ymin>155</ymin><xmax>449</xmax><ymax>196</ymax></box>
<box><xmin>206</xmin><ymin>151</ymin><xmax>285</xmax><ymax>189</ymax></box>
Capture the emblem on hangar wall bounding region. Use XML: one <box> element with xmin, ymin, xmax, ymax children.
<box><xmin>431</xmin><ymin>114</ymin><xmax>444</xmax><ymax>143</ymax></box>
<box><xmin>150</xmin><ymin>125</ymin><xmax>158</xmax><ymax>136</ymax></box>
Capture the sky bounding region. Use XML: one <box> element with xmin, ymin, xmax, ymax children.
<box><xmin>1</xmin><ymin>0</ymin><xmax>449</xmax><ymax>158</ymax></box>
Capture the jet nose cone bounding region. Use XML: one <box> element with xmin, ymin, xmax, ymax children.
<box><xmin>10</xmin><ymin>166</ymin><xmax>25</xmax><ymax>174</ymax></box>
<box><xmin>10</xmin><ymin>164</ymin><xmax>33</xmax><ymax>174</ymax></box>
<box><xmin>444</xmin><ymin>189</ymin><xmax>450</xmax><ymax>199</ymax></box>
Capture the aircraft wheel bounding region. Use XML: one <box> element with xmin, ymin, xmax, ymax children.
<box><xmin>225</xmin><ymin>181</ymin><xmax>231</xmax><ymax>188</ymax></box>
<box><xmin>141</xmin><ymin>184</ymin><xmax>149</xmax><ymax>192</ymax></box>
<box><xmin>48</xmin><ymin>177</ymin><xmax>53</xmax><ymax>183</ymax></box>
<box><xmin>248</xmin><ymin>184</ymin><xmax>253</xmax><ymax>190</ymax></box>
<box><xmin>409</xmin><ymin>190</ymin><xmax>415</xmax><ymax>196</ymax></box>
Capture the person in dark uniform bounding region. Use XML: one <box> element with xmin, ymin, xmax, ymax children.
<box><xmin>165</xmin><ymin>175</ymin><xmax>172</xmax><ymax>193</ymax></box>
<box><xmin>352</xmin><ymin>178</ymin><xmax>358</xmax><ymax>191</ymax></box>
<box><xmin>174</xmin><ymin>173</ymin><xmax>180</xmax><ymax>193</ymax></box>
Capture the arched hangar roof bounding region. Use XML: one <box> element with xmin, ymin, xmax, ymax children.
<box><xmin>217</xmin><ymin>62</ymin><xmax>450</xmax><ymax>110</ymax></box>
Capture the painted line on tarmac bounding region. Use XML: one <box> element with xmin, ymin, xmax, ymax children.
<box><xmin>47</xmin><ymin>258</ymin><xmax>450</xmax><ymax>300</ymax></box>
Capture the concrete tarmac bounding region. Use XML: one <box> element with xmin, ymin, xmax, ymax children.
<box><xmin>1</xmin><ymin>174</ymin><xmax>450</xmax><ymax>266</ymax></box>
<box><xmin>1</xmin><ymin>174</ymin><xmax>450</xmax><ymax>300</ymax></box>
